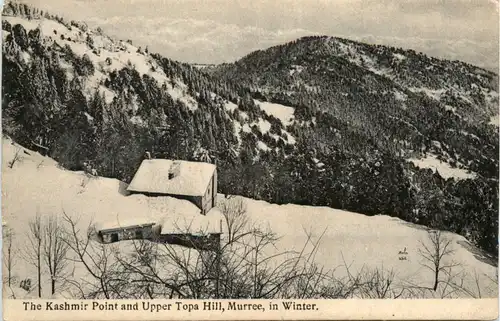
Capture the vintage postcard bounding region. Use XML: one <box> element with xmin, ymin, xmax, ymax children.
<box><xmin>1</xmin><ymin>0</ymin><xmax>499</xmax><ymax>320</ymax></box>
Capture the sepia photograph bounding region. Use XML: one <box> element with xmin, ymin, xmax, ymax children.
<box><xmin>1</xmin><ymin>0</ymin><xmax>499</xmax><ymax>319</ymax></box>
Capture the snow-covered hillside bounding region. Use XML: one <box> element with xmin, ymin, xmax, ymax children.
<box><xmin>407</xmin><ymin>154</ymin><xmax>476</xmax><ymax>180</ymax></box>
<box><xmin>3</xmin><ymin>13</ymin><xmax>297</xmax><ymax>157</ymax></box>
<box><xmin>3</xmin><ymin>15</ymin><xmax>197</xmax><ymax>110</ymax></box>
<box><xmin>324</xmin><ymin>36</ymin><xmax>499</xmax><ymax>122</ymax></box>
<box><xmin>2</xmin><ymin>138</ymin><xmax>497</xmax><ymax>299</ymax></box>
<box><xmin>254</xmin><ymin>100</ymin><xmax>295</xmax><ymax>126</ymax></box>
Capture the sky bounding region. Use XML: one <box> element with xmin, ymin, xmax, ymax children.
<box><xmin>18</xmin><ymin>0</ymin><xmax>500</xmax><ymax>70</ymax></box>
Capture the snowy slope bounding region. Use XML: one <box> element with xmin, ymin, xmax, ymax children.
<box><xmin>2</xmin><ymin>138</ymin><xmax>497</xmax><ymax>299</ymax></box>
<box><xmin>3</xmin><ymin>14</ymin><xmax>297</xmax><ymax>157</ymax></box>
<box><xmin>254</xmin><ymin>100</ymin><xmax>295</xmax><ymax>126</ymax></box>
<box><xmin>407</xmin><ymin>154</ymin><xmax>476</xmax><ymax>180</ymax></box>
<box><xmin>2</xmin><ymin>15</ymin><xmax>198</xmax><ymax>113</ymax></box>
<box><xmin>324</xmin><ymin>36</ymin><xmax>499</xmax><ymax>120</ymax></box>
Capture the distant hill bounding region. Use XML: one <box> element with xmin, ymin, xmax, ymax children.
<box><xmin>210</xmin><ymin>36</ymin><xmax>499</xmax><ymax>174</ymax></box>
<box><xmin>2</xmin><ymin>2</ymin><xmax>498</xmax><ymax>255</ymax></box>
<box><xmin>209</xmin><ymin>36</ymin><xmax>500</xmax><ymax>254</ymax></box>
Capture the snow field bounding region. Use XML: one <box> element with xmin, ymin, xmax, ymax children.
<box><xmin>2</xmin><ymin>138</ymin><xmax>497</xmax><ymax>299</ymax></box>
<box><xmin>407</xmin><ymin>154</ymin><xmax>476</xmax><ymax>180</ymax></box>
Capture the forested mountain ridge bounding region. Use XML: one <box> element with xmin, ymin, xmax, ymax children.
<box><xmin>209</xmin><ymin>36</ymin><xmax>500</xmax><ymax>256</ymax></box>
<box><xmin>210</xmin><ymin>36</ymin><xmax>499</xmax><ymax>176</ymax></box>
<box><xmin>212</xmin><ymin>35</ymin><xmax>498</xmax><ymax>122</ymax></box>
<box><xmin>2</xmin><ymin>2</ymin><xmax>498</xmax><ymax>256</ymax></box>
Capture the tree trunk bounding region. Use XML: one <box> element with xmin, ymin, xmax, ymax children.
<box><xmin>51</xmin><ymin>278</ymin><xmax>56</xmax><ymax>295</ymax></box>
<box><xmin>37</xmin><ymin>254</ymin><xmax>42</xmax><ymax>297</ymax></box>
<box><xmin>433</xmin><ymin>270</ymin><xmax>439</xmax><ymax>291</ymax></box>
<box><xmin>215</xmin><ymin>235</ymin><xmax>221</xmax><ymax>299</ymax></box>
<box><xmin>7</xmin><ymin>246</ymin><xmax>11</xmax><ymax>287</ymax></box>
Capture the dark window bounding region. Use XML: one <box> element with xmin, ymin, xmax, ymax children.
<box><xmin>110</xmin><ymin>233</ymin><xmax>118</xmax><ymax>243</ymax></box>
<box><xmin>135</xmin><ymin>229</ymin><xmax>143</xmax><ymax>239</ymax></box>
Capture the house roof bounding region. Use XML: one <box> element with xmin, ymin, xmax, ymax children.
<box><xmin>93</xmin><ymin>195</ymin><xmax>204</xmax><ymax>233</ymax></box>
<box><xmin>93</xmin><ymin>195</ymin><xmax>223</xmax><ymax>235</ymax></box>
<box><xmin>160</xmin><ymin>207</ymin><xmax>223</xmax><ymax>235</ymax></box>
<box><xmin>95</xmin><ymin>217</ymin><xmax>157</xmax><ymax>232</ymax></box>
<box><xmin>127</xmin><ymin>159</ymin><xmax>216</xmax><ymax>197</ymax></box>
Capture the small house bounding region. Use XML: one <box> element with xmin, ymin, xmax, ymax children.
<box><xmin>96</xmin><ymin>221</ymin><xmax>156</xmax><ymax>244</ymax></box>
<box><xmin>127</xmin><ymin>159</ymin><xmax>217</xmax><ymax>215</ymax></box>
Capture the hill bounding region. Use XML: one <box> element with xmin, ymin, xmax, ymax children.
<box><xmin>210</xmin><ymin>36</ymin><xmax>499</xmax><ymax>175</ymax></box>
<box><xmin>2</xmin><ymin>137</ymin><xmax>498</xmax><ymax>299</ymax></box>
<box><xmin>210</xmin><ymin>36</ymin><xmax>500</xmax><ymax>253</ymax></box>
<box><xmin>1</xmin><ymin>1</ymin><xmax>498</xmax><ymax>257</ymax></box>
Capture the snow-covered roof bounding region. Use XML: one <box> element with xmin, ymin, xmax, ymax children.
<box><xmin>93</xmin><ymin>194</ymin><xmax>204</xmax><ymax>233</ymax></box>
<box><xmin>95</xmin><ymin>217</ymin><xmax>156</xmax><ymax>232</ymax></box>
<box><xmin>127</xmin><ymin>159</ymin><xmax>216</xmax><ymax>197</ymax></box>
<box><xmin>160</xmin><ymin>207</ymin><xmax>223</xmax><ymax>235</ymax></box>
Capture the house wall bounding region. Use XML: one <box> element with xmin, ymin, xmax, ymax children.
<box><xmin>130</xmin><ymin>191</ymin><xmax>202</xmax><ymax>210</ymax></box>
<box><xmin>201</xmin><ymin>170</ymin><xmax>216</xmax><ymax>215</ymax></box>
<box><xmin>191</xmin><ymin>195</ymin><xmax>203</xmax><ymax>212</ymax></box>
<box><xmin>101</xmin><ymin>225</ymin><xmax>154</xmax><ymax>243</ymax></box>
<box><xmin>158</xmin><ymin>233</ymin><xmax>222</xmax><ymax>251</ymax></box>
<box><xmin>213</xmin><ymin>169</ymin><xmax>217</xmax><ymax>208</ymax></box>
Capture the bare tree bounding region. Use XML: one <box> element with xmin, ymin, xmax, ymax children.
<box><xmin>418</xmin><ymin>229</ymin><xmax>459</xmax><ymax>292</ymax></box>
<box><xmin>3</xmin><ymin>226</ymin><xmax>16</xmax><ymax>287</ymax></box>
<box><xmin>60</xmin><ymin>210</ymin><xmax>123</xmax><ymax>299</ymax></box>
<box><xmin>8</xmin><ymin>147</ymin><xmax>22</xmax><ymax>168</ymax></box>
<box><xmin>442</xmin><ymin>268</ymin><xmax>500</xmax><ymax>299</ymax></box>
<box><xmin>23</xmin><ymin>212</ymin><xmax>43</xmax><ymax>297</ymax></box>
<box><xmin>484</xmin><ymin>267</ymin><xmax>499</xmax><ymax>291</ymax></box>
<box><xmin>43</xmin><ymin>216</ymin><xmax>70</xmax><ymax>295</ymax></box>
<box><xmin>85</xmin><ymin>199</ymin><xmax>338</xmax><ymax>300</ymax></box>
<box><xmin>57</xmin><ymin>199</ymin><xmax>496</xmax><ymax>300</ymax></box>
<box><xmin>219</xmin><ymin>196</ymin><xmax>248</xmax><ymax>244</ymax></box>
<box><xmin>306</xmin><ymin>252</ymin><xmax>407</xmax><ymax>299</ymax></box>
<box><xmin>356</xmin><ymin>265</ymin><xmax>404</xmax><ymax>299</ymax></box>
